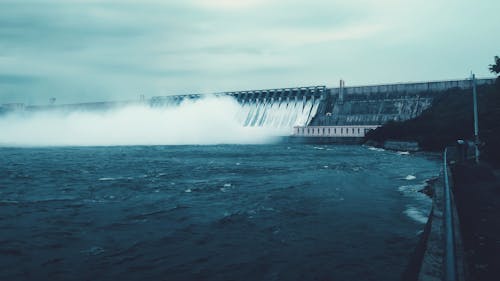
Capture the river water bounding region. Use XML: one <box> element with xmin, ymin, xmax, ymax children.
<box><xmin>0</xmin><ymin>144</ymin><xmax>440</xmax><ymax>281</ymax></box>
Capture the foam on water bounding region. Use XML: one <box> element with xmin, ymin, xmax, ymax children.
<box><xmin>405</xmin><ymin>175</ymin><xmax>417</xmax><ymax>180</ymax></box>
<box><xmin>398</xmin><ymin>184</ymin><xmax>426</xmax><ymax>193</ymax></box>
<box><xmin>98</xmin><ymin>177</ymin><xmax>116</xmax><ymax>181</ymax></box>
<box><xmin>368</xmin><ymin>147</ymin><xmax>385</xmax><ymax>152</ymax></box>
<box><xmin>404</xmin><ymin>206</ymin><xmax>429</xmax><ymax>224</ymax></box>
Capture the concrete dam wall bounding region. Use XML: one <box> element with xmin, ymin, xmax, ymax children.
<box><xmin>312</xmin><ymin>90</ymin><xmax>434</xmax><ymax>126</ymax></box>
<box><xmin>313</xmin><ymin>78</ymin><xmax>495</xmax><ymax>126</ymax></box>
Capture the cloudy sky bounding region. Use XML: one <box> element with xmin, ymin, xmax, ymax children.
<box><xmin>1</xmin><ymin>0</ymin><xmax>499</xmax><ymax>104</ymax></box>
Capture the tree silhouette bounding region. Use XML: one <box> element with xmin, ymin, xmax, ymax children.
<box><xmin>489</xmin><ymin>56</ymin><xmax>500</xmax><ymax>75</ymax></box>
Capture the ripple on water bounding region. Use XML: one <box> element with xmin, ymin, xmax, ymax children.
<box><xmin>81</xmin><ymin>246</ymin><xmax>105</xmax><ymax>256</ymax></box>
<box><xmin>398</xmin><ymin>184</ymin><xmax>426</xmax><ymax>193</ymax></box>
<box><xmin>98</xmin><ymin>177</ymin><xmax>116</xmax><ymax>181</ymax></box>
<box><xmin>0</xmin><ymin>145</ymin><xmax>441</xmax><ymax>281</ymax></box>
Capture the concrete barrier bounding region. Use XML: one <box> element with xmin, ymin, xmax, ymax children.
<box><xmin>405</xmin><ymin>148</ymin><xmax>467</xmax><ymax>281</ymax></box>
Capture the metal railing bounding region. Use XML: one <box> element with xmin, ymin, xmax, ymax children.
<box><xmin>443</xmin><ymin>147</ymin><xmax>457</xmax><ymax>281</ymax></box>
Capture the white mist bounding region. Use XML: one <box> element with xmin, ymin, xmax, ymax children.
<box><xmin>0</xmin><ymin>96</ymin><xmax>288</xmax><ymax>146</ymax></box>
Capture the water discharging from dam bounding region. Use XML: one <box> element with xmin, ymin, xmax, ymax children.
<box><xmin>236</xmin><ymin>97</ymin><xmax>320</xmax><ymax>129</ymax></box>
<box><xmin>0</xmin><ymin>95</ymin><xmax>319</xmax><ymax>146</ymax></box>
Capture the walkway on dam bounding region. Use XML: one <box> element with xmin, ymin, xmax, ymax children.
<box><xmin>451</xmin><ymin>163</ymin><xmax>500</xmax><ymax>281</ymax></box>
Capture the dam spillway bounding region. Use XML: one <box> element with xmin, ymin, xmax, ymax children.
<box><xmin>150</xmin><ymin>86</ymin><xmax>326</xmax><ymax>130</ymax></box>
<box><xmin>234</xmin><ymin>86</ymin><xmax>323</xmax><ymax>129</ymax></box>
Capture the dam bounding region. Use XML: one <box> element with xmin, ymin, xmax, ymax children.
<box><xmin>148</xmin><ymin>77</ymin><xmax>496</xmax><ymax>140</ymax></box>
<box><xmin>1</xmin><ymin>78</ymin><xmax>495</xmax><ymax>139</ymax></box>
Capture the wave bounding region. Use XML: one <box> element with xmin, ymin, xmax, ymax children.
<box><xmin>398</xmin><ymin>184</ymin><xmax>426</xmax><ymax>193</ymax></box>
<box><xmin>98</xmin><ymin>177</ymin><xmax>117</xmax><ymax>181</ymax></box>
<box><xmin>405</xmin><ymin>175</ymin><xmax>416</xmax><ymax>180</ymax></box>
<box><xmin>404</xmin><ymin>206</ymin><xmax>428</xmax><ymax>224</ymax></box>
<box><xmin>368</xmin><ymin>147</ymin><xmax>385</xmax><ymax>152</ymax></box>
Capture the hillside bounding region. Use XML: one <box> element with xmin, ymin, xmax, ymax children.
<box><xmin>364</xmin><ymin>82</ymin><xmax>500</xmax><ymax>166</ymax></box>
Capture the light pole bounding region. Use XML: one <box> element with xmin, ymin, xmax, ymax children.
<box><xmin>472</xmin><ymin>73</ymin><xmax>480</xmax><ymax>163</ymax></box>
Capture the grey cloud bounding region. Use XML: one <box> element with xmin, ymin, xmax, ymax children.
<box><xmin>0</xmin><ymin>0</ymin><xmax>499</xmax><ymax>104</ymax></box>
<box><xmin>0</xmin><ymin>74</ymin><xmax>40</xmax><ymax>85</ymax></box>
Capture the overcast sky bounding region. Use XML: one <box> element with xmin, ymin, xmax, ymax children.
<box><xmin>1</xmin><ymin>0</ymin><xmax>499</xmax><ymax>104</ymax></box>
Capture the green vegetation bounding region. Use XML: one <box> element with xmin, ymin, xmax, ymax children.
<box><xmin>365</xmin><ymin>57</ymin><xmax>500</xmax><ymax>166</ymax></box>
<box><xmin>489</xmin><ymin>56</ymin><xmax>500</xmax><ymax>78</ymax></box>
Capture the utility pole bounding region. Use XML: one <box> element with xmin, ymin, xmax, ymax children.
<box><xmin>472</xmin><ymin>73</ymin><xmax>480</xmax><ymax>163</ymax></box>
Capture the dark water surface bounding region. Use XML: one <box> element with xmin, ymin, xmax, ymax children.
<box><xmin>0</xmin><ymin>145</ymin><xmax>440</xmax><ymax>281</ymax></box>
